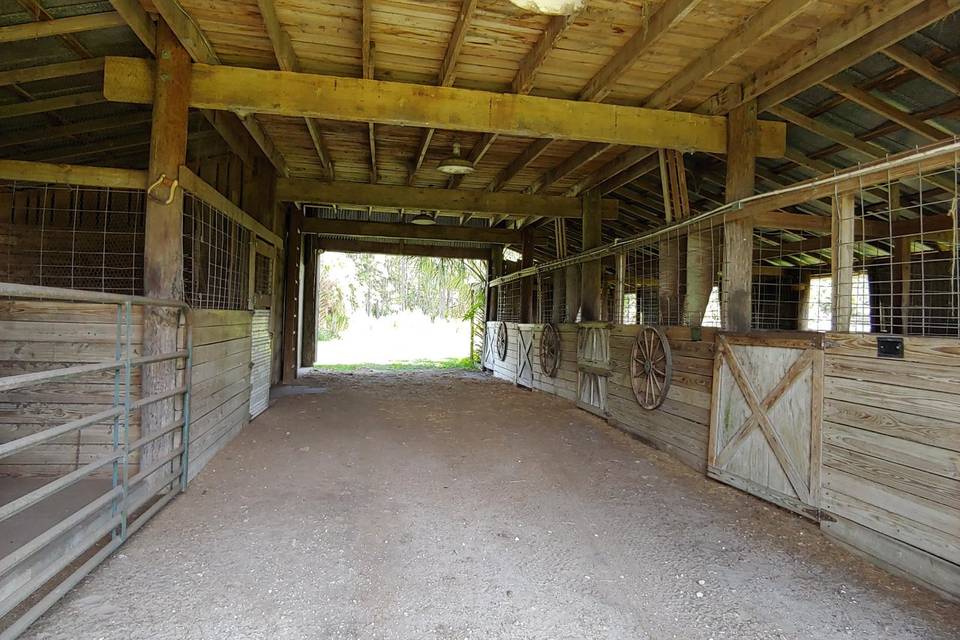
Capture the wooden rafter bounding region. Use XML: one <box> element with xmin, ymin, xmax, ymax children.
<box><xmin>0</xmin><ymin>111</ymin><xmax>152</xmax><ymax>150</ymax></box>
<box><xmin>0</xmin><ymin>91</ymin><xmax>103</xmax><ymax>120</ymax></box>
<box><xmin>256</xmin><ymin>0</ymin><xmax>334</xmax><ymax>178</ymax></box>
<box><xmin>0</xmin><ymin>12</ymin><xmax>125</xmax><ymax>44</ymax></box>
<box><xmin>151</xmin><ymin>0</ymin><xmax>291</xmax><ymax>177</ymax></box>
<box><xmin>579</xmin><ymin>0</ymin><xmax>703</xmax><ymax>103</ymax></box>
<box><xmin>822</xmin><ymin>78</ymin><xmax>951</xmax><ymax>142</ymax></box>
<box><xmin>0</xmin><ymin>58</ymin><xmax>104</xmax><ymax>87</ymax></box>
<box><xmin>316</xmin><ymin>238</ymin><xmax>489</xmax><ymax>261</ymax></box>
<box><xmin>884</xmin><ymin>44</ymin><xmax>960</xmax><ymax>95</ymax></box>
<box><xmin>303</xmin><ymin>219</ymin><xmax>522</xmax><ymax>245</ymax></box>
<box><xmin>407</xmin><ymin>0</ymin><xmax>478</xmax><ymax>186</ymax></box>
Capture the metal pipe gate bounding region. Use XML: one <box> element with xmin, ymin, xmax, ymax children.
<box><xmin>0</xmin><ymin>283</ymin><xmax>193</xmax><ymax>638</ymax></box>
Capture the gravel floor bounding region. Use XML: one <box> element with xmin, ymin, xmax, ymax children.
<box><xmin>22</xmin><ymin>370</ymin><xmax>960</xmax><ymax>640</ymax></box>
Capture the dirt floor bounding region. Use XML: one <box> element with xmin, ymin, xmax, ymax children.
<box><xmin>22</xmin><ymin>370</ymin><xmax>960</xmax><ymax>640</ymax></box>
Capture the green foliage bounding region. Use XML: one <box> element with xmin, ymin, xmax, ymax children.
<box><xmin>316</xmin><ymin>263</ymin><xmax>349</xmax><ymax>341</ymax></box>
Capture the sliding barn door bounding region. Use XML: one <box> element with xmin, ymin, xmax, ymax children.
<box><xmin>708</xmin><ymin>334</ymin><xmax>824</xmax><ymax>520</ymax></box>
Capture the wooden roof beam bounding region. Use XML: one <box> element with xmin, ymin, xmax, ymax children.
<box><xmin>361</xmin><ymin>0</ymin><xmax>377</xmax><ymax>183</ymax></box>
<box><xmin>104</xmin><ymin>57</ymin><xmax>787</xmax><ymax>156</ymax></box>
<box><xmin>152</xmin><ymin>0</ymin><xmax>291</xmax><ymax>177</ymax></box>
<box><xmin>8</xmin><ymin>0</ymin><xmax>104</xmax><ymax>56</ymax></box>
<box><xmin>0</xmin><ymin>111</ymin><xmax>152</xmax><ymax>150</ymax></box>
<box><xmin>277</xmin><ymin>179</ymin><xmax>619</xmax><ymax>220</ymax></box>
<box><xmin>407</xmin><ymin>0</ymin><xmax>479</xmax><ymax>185</ymax></box>
<box><xmin>316</xmin><ymin>238</ymin><xmax>489</xmax><ymax>261</ymax></box>
<box><xmin>303</xmin><ymin>219</ymin><xmax>522</xmax><ymax>245</ymax></box>
<box><xmin>0</xmin><ymin>58</ymin><xmax>105</xmax><ymax>87</ymax></box>
<box><xmin>884</xmin><ymin>44</ymin><xmax>960</xmax><ymax>95</ymax></box>
<box><xmin>0</xmin><ymin>90</ymin><xmax>103</xmax><ymax>120</ymax></box>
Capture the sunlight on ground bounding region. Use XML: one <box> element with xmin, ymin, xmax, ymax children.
<box><xmin>314</xmin><ymin>310</ymin><xmax>473</xmax><ymax>368</ymax></box>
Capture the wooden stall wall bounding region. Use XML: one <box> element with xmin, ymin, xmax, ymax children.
<box><xmin>609</xmin><ymin>326</ymin><xmax>715</xmax><ymax>473</ymax></box>
<box><xmin>0</xmin><ymin>300</ymin><xmax>143</xmax><ymax>477</ymax></box>
<box><xmin>530</xmin><ymin>324</ymin><xmax>578</xmax><ymax>402</ymax></box>
<box><xmin>187</xmin><ymin>309</ymin><xmax>253</xmax><ymax>481</ymax></box>
<box><xmin>819</xmin><ymin>333</ymin><xmax>960</xmax><ymax>600</ymax></box>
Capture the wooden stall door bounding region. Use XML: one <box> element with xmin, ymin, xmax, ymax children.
<box><xmin>483</xmin><ymin>322</ymin><xmax>496</xmax><ymax>370</ymax></box>
<box><xmin>515</xmin><ymin>325</ymin><xmax>534</xmax><ymax>388</ymax></box>
<box><xmin>577</xmin><ymin>324</ymin><xmax>610</xmax><ymax>417</ymax></box>
<box><xmin>708</xmin><ymin>334</ymin><xmax>824</xmax><ymax>520</ymax></box>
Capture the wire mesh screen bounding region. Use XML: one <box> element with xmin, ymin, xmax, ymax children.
<box><xmin>536</xmin><ymin>270</ymin><xmax>568</xmax><ymax>323</ymax></box>
<box><xmin>183</xmin><ymin>191</ymin><xmax>251</xmax><ymax>310</ymax></box>
<box><xmin>0</xmin><ymin>182</ymin><xmax>146</xmax><ymax>295</ymax></box>
<box><xmin>497</xmin><ymin>279</ymin><xmax>522</xmax><ymax>322</ymax></box>
<box><xmin>254</xmin><ymin>253</ymin><xmax>273</xmax><ymax>296</ymax></box>
<box><xmin>490</xmin><ymin>141</ymin><xmax>959</xmax><ymax>337</ymax></box>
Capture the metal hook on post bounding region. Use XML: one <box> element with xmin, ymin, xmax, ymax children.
<box><xmin>147</xmin><ymin>173</ymin><xmax>179</xmax><ymax>205</ymax></box>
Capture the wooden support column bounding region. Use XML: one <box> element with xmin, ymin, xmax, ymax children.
<box><xmin>565</xmin><ymin>266</ymin><xmax>581</xmax><ymax>322</ymax></box>
<box><xmin>520</xmin><ymin>228</ymin><xmax>535</xmax><ymax>323</ymax></box>
<box><xmin>832</xmin><ymin>192</ymin><xmax>855</xmax><ymax>333</ymax></box>
<box><xmin>889</xmin><ymin>185</ymin><xmax>911</xmax><ymax>335</ymax></box>
<box><xmin>722</xmin><ymin>101</ymin><xmax>758</xmax><ymax>332</ymax></box>
<box><xmin>579</xmin><ymin>190</ymin><xmax>603</xmax><ymax>321</ymax></box>
<box><xmin>142</xmin><ymin>22</ymin><xmax>191</xmax><ymax>473</ymax></box>
<box><xmin>551</xmin><ymin>269</ymin><xmax>564</xmax><ymax>323</ymax></box>
<box><xmin>685</xmin><ymin>230</ymin><xmax>714</xmax><ymax>326</ymax></box>
<box><xmin>281</xmin><ymin>204</ymin><xmax>303</xmax><ymax>383</ymax></box>
<box><xmin>487</xmin><ymin>247</ymin><xmax>502</xmax><ymax>321</ymax></box>
<box><xmin>300</xmin><ymin>235</ymin><xmax>318</xmax><ymax>367</ymax></box>
<box><xmin>658</xmin><ymin>237</ymin><xmax>681</xmax><ymax>324</ymax></box>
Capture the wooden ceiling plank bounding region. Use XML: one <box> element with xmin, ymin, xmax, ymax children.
<box><xmin>643</xmin><ymin>0</ymin><xmax>814</xmax><ymax>110</ymax></box>
<box><xmin>257</xmin><ymin>0</ymin><xmax>333</xmax><ymax>177</ymax></box>
<box><xmin>278</xmin><ymin>179</ymin><xmax>619</xmax><ymax>220</ymax></box>
<box><xmin>104</xmin><ymin>57</ymin><xmax>787</xmax><ymax>157</ymax></box>
<box><xmin>487</xmin><ymin>139</ymin><xmax>553</xmax><ymax>193</ymax></box>
<box><xmin>407</xmin><ymin>0</ymin><xmax>479</xmax><ymax>186</ymax></box>
<box><xmin>526</xmin><ymin>142</ymin><xmax>608</xmax><ymax>195</ymax></box>
<box><xmin>579</xmin><ymin>0</ymin><xmax>704</xmax><ymax>103</ymax></box>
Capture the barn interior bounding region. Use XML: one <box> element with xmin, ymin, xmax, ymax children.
<box><xmin>1</xmin><ymin>0</ymin><xmax>959</xmax><ymax>637</ymax></box>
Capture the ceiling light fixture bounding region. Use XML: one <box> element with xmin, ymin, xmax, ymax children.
<box><xmin>507</xmin><ymin>0</ymin><xmax>585</xmax><ymax>15</ymax></box>
<box><xmin>437</xmin><ymin>142</ymin><xmax>474</xmax><ymax>175</ymax></box>
<box><xmin>411</xmin><ymin>212</ymin><xmax>437</xmax><ymax>226</ymax></box>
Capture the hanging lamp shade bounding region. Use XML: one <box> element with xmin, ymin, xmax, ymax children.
<box><xmin>437</xmin><ymin>142</ymin><xmax>474</xmax><ymax>175</ymax></box>
<box><xmin>507</xmin><ymin>0</ymin><xmax>585</xmax><ymax>15</ymax></box>
<box><xmin>410</xmin><ymin>212</ymin><xmax>437</xmax><ymax>226</ymax></box>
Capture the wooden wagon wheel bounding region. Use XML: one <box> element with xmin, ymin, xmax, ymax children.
<box><xmin>539</xmin><ymin>323</ymin><xmax>561</xmax><ymax>377</ymax></box>
<box><xmin>496</xmin><ymin>322</ymin><xmax>509</xmax><ymax>361</ymax></box>
<box><xmin>630</xmin><ymin>325</ymin><xmax>672</xmax><ymax>410</ymax></box>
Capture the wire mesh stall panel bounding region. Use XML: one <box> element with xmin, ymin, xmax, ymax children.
<box><xmin>182</xmin><ymin>191</ymin><xmax>252</xmax><ymax>311</ymax></box>
<box><xmin>0</xmin><ymin>182</ymin><xmax>146</xmax><ymax>295</ymax></box>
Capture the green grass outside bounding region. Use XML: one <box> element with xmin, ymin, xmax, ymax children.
<box><xmin>313</xmin><ymin>357</ymin><xmax>476</xmax><ymax>372</ymax></box>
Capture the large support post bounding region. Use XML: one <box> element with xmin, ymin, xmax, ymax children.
<box><xmin>565</xmin><ymin>266</ymin><xmax>581</xmax><ymax>322</ymax></box>
<box><xmin>685</xmin><ymin>230</ymin><xmax>714</xmax><ymax>326</ymax></box>
<box><xmin>300</xmin><ymin>236</ymin><xmax>318</xmax><ymax>367</ymax></box>
<box><xmin>520</xmin><ymin>228</ymin><xmax>535</xmax><ymax>323</ymax></box>
<box><xmin>889</xmin><ymin>185</ymin><xmax>911</xmax><ymax>335</ymax></box>
<box><xmin>142</xmin><ymin>22</ymin><xmax>191</xmax><ymax>473</ymax></box>
<box><xmin>580</xmin><ymin>190</ymin><xmax>603</xmax><ymax>321</ymax></box>
<box><xmin>551</xmin><ymin>269</ymin><xmax>564</xmax><ymax>323</ymax></box>
<box><xmin>487</xmin><ymin>246</ymin><xmax>502</xmax><ymax>321</ymax></box>
<box><xmin>658</xmin><ymin>237</ymin><xmax>681</xmax><ymax>324</ymax></box>
<box><xmin>722</xmin><ymin>101</ymin><xmax>758</xmax><ymax>332</ymax></box>
<box><xmin>832</xmin><ymin>192</ymin><xmax>855</xmax><ymax>333</ymax></box>
<box><xmin>281</xmin><ymin>204</ymin><xmax>304</xmax><ymax>383</ymax></box>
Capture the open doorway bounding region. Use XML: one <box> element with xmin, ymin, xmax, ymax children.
<box><xmin>311</xmin><ymin>252</ymin><xmax>487</xmax><ymax>371</ymax></box>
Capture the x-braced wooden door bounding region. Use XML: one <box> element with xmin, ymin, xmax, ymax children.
<box><xmin>708</xmin><ymin>334</ymin><xmax>824</xmax><ymax>520</ymax></box>
<box><xmin>515</xmin><ymin>325</ymin><xmax>534</xmax><ymax>388</ymax></box>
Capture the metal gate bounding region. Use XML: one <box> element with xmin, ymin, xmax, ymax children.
<box><xmin>708</xmin><ymin>334</ymin><xmax>824</xmax><ymax>519</ymax></box>
<box><xmin>249</xmin><ymin>309</ymin><xmax>272</xmax><ymax>419</ymax></box>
